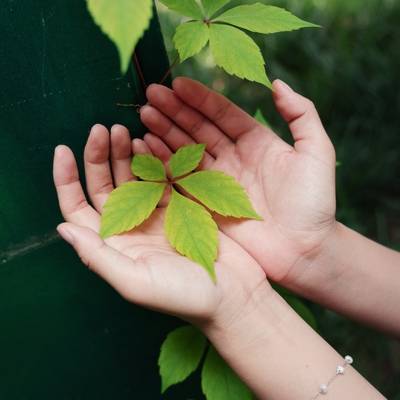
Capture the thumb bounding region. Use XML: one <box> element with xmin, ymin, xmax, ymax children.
<box><xmin>272</xmin><ymin>80</ymin><xmax>335</xmax><ymax>159</ymax></box>
<box><xmin>56</xmin><ymin>223</ymin><xmax>150</xmax><ymax>302</ymax></box>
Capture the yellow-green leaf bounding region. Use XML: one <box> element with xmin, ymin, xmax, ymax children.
<box><xmin>201</xmin><ymin>0</ymin><xmax>231</xmax><ymax>18</ymax></box>
<box><xmin>131</xmin><ymin>154</ymin><xmax>166</xmax><ymax>181</ymax></box>
<box><xmin>159</xmin><ymin>0</ymin><xmax>203</xmax><ymax>19</ymax></box>
<box><xmin>159</xmin><ymin>325</ymin><xmax>207</xmax><ymax>393</ymax></box>
<box><xmin>209</xmin><ymin>23</ymin><xmax>271</xmax><ymax>88</ymax></box>
<box><xmin>86</xmin><ymin>0</ymin><xmax>153</xmax><ymax>74</ymax></box>
<box><xmin>174</xmin><ymin>22</ymin><xmax>209</xmax><ymax>62</ymax></box>
<box><xmin>169</xmin><ymin>144</ymin><xmax>206</xmax><ymax>178</ymax></box>
<box><xmin>202</xmin><ymin>346</ymin><xmax>253</xmax><ymax>400</ymax></box>
<box><xmin>165</xmin><ymin>189</ymin><xmax>218</xmax><ymax>281</ymax></box>
<box><xmin>100</xmin><ymin>182</ymin><xmax>166</xmax><ymax>238</ymax></box>
<box><xmin>177</xmin><ymin>171</ymin><xmax>261</xmax><ymax>219</ymax></box>
<box><xmin>214</xmin><ymin>3</ymin><xmax>320</xmax><ymax>34</ymax></box>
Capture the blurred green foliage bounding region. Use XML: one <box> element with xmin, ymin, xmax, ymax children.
<box><xmin>158</xmin><ymin>0</ymin><xmax>400</xmax><ymax>397</ymax></box>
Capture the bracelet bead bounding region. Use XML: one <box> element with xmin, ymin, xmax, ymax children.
<box><xmin>319</xmin><ymin>384</ymin><xmax>328</xmax><ymax>394</ymax></box>
<box><xmin>311</xmin><ymin>355</ymin><xmax>353</xmax><ymax>399</ymax></box>
<box><xmin>336</xmin><ymin>365</ymin><xmax>345</xmax><ymax>375</ymax></box>
<box><xmin>344</xmin><ymin>355</ymin><xmax>353</xmax><ymax>365</ymax></box>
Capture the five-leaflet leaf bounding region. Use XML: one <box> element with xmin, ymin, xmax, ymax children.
<box><xmin>99</xmin><ymin>143</ymin><xmax>260</xmax><ymax>281</ymax></box>
<box><xmin>167</xmin><ymin>1</ymin><xmax>319</xmax><ymax>88</ymax></box>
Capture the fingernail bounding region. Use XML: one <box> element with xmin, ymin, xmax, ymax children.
<box><xmin>54</xmin><ymin>145</ymin><xmax>64</xmax><ymax>156</ymax></box>
<box><xmin>274</xmin><ymin>79</ymin><xmax>293</xmax><ymax>94</ymax></box>
<box><xmin>57</xmin><ymin>224</ymin><xmax>75</xmax><ymax>245</ymax></box>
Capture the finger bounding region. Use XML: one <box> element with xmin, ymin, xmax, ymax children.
<box><xmin>143</xmin><ymin>133</ymin><xmax>173</xmax><ymax>163</ymax></box>
<box><xmin>84</xmin><ymin>124</ymin><xmax>114</xmax><ymax>212</ymax></box>
<box><xmin>53</xmin><ymin>145</ymin><xmax>100</xmax><ymax>230</ymax></box>
<box><xmin>110</xmin><ymin>124</ymin><xmax>134</xmax><ymax>186</ymax></box>
<box><xmin>272</xmin><ymin>80</ymin><xmax>335</xmax><ymax>158</ymax></box>
<box><xmin>146</xmin><ymin>84</ymin><xmax>233</xmax><ymax>157</ymax></box>
<box><xmin>132</xmin><ymin>138</ymin><xmax>152</xmax><ymax>155</ymax></box>
<box><xmin>140</xmin><ymin>105</ymin><xmax>214</xmax><ymax>167</ymax></box>
<box><xmin>57</xmin><ymin>223</ymin><xmax>152</xmax><ymax>305</ymax></box>
<box><xmin>172</xmin><ymin>77</ymin><xmax>258</xmax><ymax>140</ymax></box>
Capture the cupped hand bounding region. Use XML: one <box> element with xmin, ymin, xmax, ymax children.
<box><xmin>140</xmin><ymin>78</ymin><xmax>337</xmax><ymax>283</ymax></box>
<box><xmin>53</xmin><ymin>125</ymin><xmax>268</xmax><ymax>328</ymax></box>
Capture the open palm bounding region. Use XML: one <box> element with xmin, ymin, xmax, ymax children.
<box><xmin>53</xmin><ymin>126</ymin><xmax>267</xmax><ymax>326</ymax></box>
<box><xmin>140</xmin><ymin>78</ymin><xmax>337</xmax><ymax>283</ymax></box>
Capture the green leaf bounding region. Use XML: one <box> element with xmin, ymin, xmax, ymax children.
<box><xmin>201</xmin><ymin>0</ymin><xmax>231</xmax><ymax>18</ymax></box>
<box><xmin>86</xmin><ymin>0</ymin><xmax>153</xmax><ymax>74</ymax></box>
<box><xmin>100</xmin><ymin>182</ymin><xmax>166</xmax><ymax>238</ymax></box>
<box><xmin>254</xmin><ymin>109</ymin><xmax>270</xmax><ymax>128</ymax></box>
<box><xmin>209</xmin><ymin>23</ymin><xmax>271</xmax><ymax>88</ymax></box>
<box><xmin>214</xmin><ymin>3</ymin><xmax>320</xmax><ymax>34</ymax></box>
<box><xmin>174</xmin><ymin>22</ymin><xmax>209</xmax><ymax>62</ymax></box>
<box><xmin>177</xmin><ymin>171</ymin><xmax>261</xmax><ymax>219</ymax></box>
<box><xmin>159</xmin><ymin>325</ymin><xmax>207</xmax><ymax>393</ymax></box>
<box><xmin>169</xmin><ymin>144</ymin><xmax>206</xmax><ymax>178</ymax></box>
<box><xmin>202</xmin><ymin>346</ymin><xmax>253</xmax><ymax>400</ymax></box>
<box><xmin>159</xmin><ymin>0</ymin><xmax>203</xmax><ymax>20</ymax></box>
<box><xmin>131</xmin><ymin>154</ymin><xmax>166</xmax><ymax>181</ymax></box>
<box><xmin>165</xmin><ymin>189</ymin><xmax>218</xmax><ymax>280</ymax></box>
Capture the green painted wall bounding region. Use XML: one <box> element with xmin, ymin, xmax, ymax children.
<box><xmin>0</xmin><ymin>1</ymin><xmax>203</xmax><ymax>398</ymax></box>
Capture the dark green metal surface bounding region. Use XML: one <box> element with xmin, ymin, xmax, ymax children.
<box><xmin>0</xmin><ymin>1</ymin><xmax>202</xmax><ymax>398</ymax></box>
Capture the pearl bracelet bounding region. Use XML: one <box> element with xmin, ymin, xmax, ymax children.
<box><xmin>310</xmin><ymin>355</ymin><xmax>353</xmax><ymax>399</ymax></box>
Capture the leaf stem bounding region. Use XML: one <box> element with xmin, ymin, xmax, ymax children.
<box><xmin>133</xmin><ymin>51</ymin><xmax>147</xmax><ymax>92</ymax></box>
<box><xmin>159</xmin><ymin>56</ymin><xmax>180</xmax><ymax>85</ymax></box>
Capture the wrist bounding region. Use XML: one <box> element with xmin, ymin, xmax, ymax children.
<box><xmin>282</xmin><ymin>220</ymin><xmax>348</xmax><ymax>297</ymax></box>
<box><xmin>201</xmin><ymin>282</ymin><xmax>285</xmax><ymax>349</ymax></box>
<box><xmin>199</xmin><ymin>279</ymin><xmax>384</xmax><ymax>400</ymax></box>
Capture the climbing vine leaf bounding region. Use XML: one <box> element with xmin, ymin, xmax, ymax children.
<box><xmin>178</xmin><ymin>171</ymin><xmax>262</xmax><ymax>219</ymax></box>
<box><xmin>174</xmin><ymin>21</ymin><xmax>210</xmax><ymax>62</ymax></box>
<box><xmin>202</xmin><ymin>346</ymin><xmax>253</xmax><ymax>400</ymax></box>
<box><xmin>169</xmin><ymin>143</ymin><xmax>206</xmax><ymax>178</ymax></box>
<box><xmin>201</xmin><ymin>0</ymin><xmax>231</xmax><ymax>18</ymax></box>
<box><xmin>161</xmin><ymin>0</ymin><xmax>319</xmax><ymax>88</ymax></box>
<box><xmin>159</xmin><ymin>325</ymin><xmax>207</xmax><ymax>393</ymax></box>
<box><xmin>158</xmin><ymin>0</ymin><xmax>203</xmax><ymax>19</ymax></box>
<box><xmin>100</xmin><ymin>182</ymin><xmax>166</xmax><ymax>238</ymax></box>
<box><xmin>165</xmin><ymin>189</ymin><xmax>218</xmax><ymax>281</ymax></box>
<box><xmin>131</xmin><ymin>154</ymin><xmax>166</xmax><ymax>181</ymax></box>
<box><xmin>209</xmin><ymin>23</ymin><xmax>271</xmax><ymax>88</ymax></box>
<box><xmin>214</xmin><ymin>3</ymin><xmax>320</xmax><ymax>34</ymax></box>
<box><xmin>99</xmin><ymin>144</ymin><xmax>260</xmax><ymax>280</ymax></box>
<box><xmin>86</xmin><ymin>0</ymin><xmax>153</xmax><ymax>74</ymax></box>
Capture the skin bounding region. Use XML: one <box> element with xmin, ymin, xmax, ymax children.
<box><xmin>53</xmin><ymin>79</ymin><xmax>396</xmax><ymax>399</ymax></box>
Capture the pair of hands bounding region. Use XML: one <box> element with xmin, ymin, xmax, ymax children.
<box><xmin>54</xmin><ymin>77</ymin><xmax>336</xmax><ymax>331</ymax></box>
